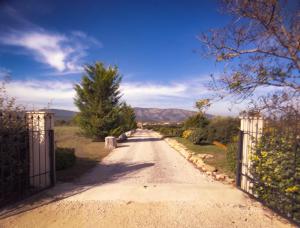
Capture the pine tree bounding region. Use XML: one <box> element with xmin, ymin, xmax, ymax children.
<box><xmin>74</xmin><ymin>62</ymin><xmax>122</xmax><ymax>140</ymax></box>
<box><xmin>119</xmin><ymin>103</ymin><xmax>137</xmax><ymax>132</ymax></box>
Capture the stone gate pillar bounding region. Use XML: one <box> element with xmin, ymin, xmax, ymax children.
<box><xmin>26</xmin><ymin>111</ymin><xmax>55</xmax><ymax>189</ymax></box>
<box><xmin>240</xmin><ymin>115</ymin><xmax>264</xmax><ymax>193</ymax></box>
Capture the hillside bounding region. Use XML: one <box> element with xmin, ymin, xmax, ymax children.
<box><xmin>43</xmin><ymin>107</ymin><xmax>207</xmax><ymax>123</ymax></box>
<box><xmin>40</xmin><ymin>109</ymin><xmax>77</xmax><ymax>121</ymax></box>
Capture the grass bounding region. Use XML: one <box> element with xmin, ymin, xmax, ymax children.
<box><xmin>54</xmin><ymin>126</ymin><xmax>109</xmax><ymax>182</ymax></box>
<box><xmin>174</xmin><ymin>137</ymin><xmax>234</xmax><ymax>178</ymax></box>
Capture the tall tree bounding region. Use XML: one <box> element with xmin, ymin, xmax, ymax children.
<box><xmin>74</xmin><ymin>62</ymin><xmax>122</xmax><ymax>140</ymax></box>
<box><xmin>200</xmin><ymin>0</ymin><xmax>299</xmax><ymax>112</ymax></box>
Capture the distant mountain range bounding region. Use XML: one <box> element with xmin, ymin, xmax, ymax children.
<box><xmin>42</xmin><ymin>107</ymin><xmax>209</xmax><ymax>123</ymax></box>
<box><xmin>40</xmin><ymin>109</ymin><xmax>77</xmax><ymax>121</ymax></box>
<box><xmin>134</xmin><ymin>107</ymin><xmax>197</xmax><ymax>123</ymax></box>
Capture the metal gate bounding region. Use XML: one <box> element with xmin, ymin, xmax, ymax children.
<box><xmin>0</xmin><ymin>112</ymin><xmax>55</xmax><ymax>207</ymax></box>
<box><xmin>236</xmin><ymin>114</ymin><xmax>300</xmax><ymax>225</ymax></box>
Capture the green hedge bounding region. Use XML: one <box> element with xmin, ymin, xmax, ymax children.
<box><xmin>144</xmin><ymin>124</ymin><xmax>183</xmax><ymax>137</ymax></box>
<box><xmin>188</xmin><ymin>128</ymin><xmax>210</xmax><ymax>145</ymax></box>
<box><xmin>207</xmin><ymin>117</ymin><xmax>239</xmax><ymax>144</ymax></box>
<box><xmin>159</xmin><ymin>127</ymin><xmax>183</xmax><ymax>137</ymax></box>
<box><xmin>56</xmin><ymin>147</ymin><xmax>76</xmax><ymax>170</ymax></box>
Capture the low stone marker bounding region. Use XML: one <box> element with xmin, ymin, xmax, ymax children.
<box><xmin>125</xmin><ymin>131</ymin><xmax>132</xmax><ymax>137</ymax></box>
<box><xmin>105</xmin><ymin>136</ymin><xmax>117</xmax><ymax>150</ymax></box>
<box><xmin>117</xmin><ymin>133</ymin><xmax>127</xmax><ymax>142</ymax></box>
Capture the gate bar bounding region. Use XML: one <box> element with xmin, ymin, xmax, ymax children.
<box><xmin>236</xmin><ymin>130</ymin><xmax>243</xmax><ymax>187</ymax></box>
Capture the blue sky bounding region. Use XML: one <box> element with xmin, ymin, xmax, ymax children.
<box><xmin>0</xmin><ymin>0</ymin><xmax>246</xmax><ymax>115</ymax></box>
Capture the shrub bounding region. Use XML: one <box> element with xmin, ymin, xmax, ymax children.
<box><xmin>159</xmin><ymin>126</ymin><xmax>183</xmax><ymax>137</ymax></box>
<box><xmin>250</xmin><ymin>122</ymin><xmax>300</xmax><ymax>224</ymax></box>
<box><xmin>56</xmin><ymin>147</ymin><xmax>76</xmax><ymax>170</ymax></box>
<box><xmin>182</xmin><ymin>129</ymin><xmax>192</xmax><ymax>139</ymax></box>
<box><xmin>208</xmin><ymin>117</ymin><xmax>239</xmax><ymax>144</ymax></box>
<box><xmin>188</xmin><ymin>128</ymin><xmax>210</xmax><ymax>145</ymax></box>
<box><xmin>170</xmin><ymin>128</ymin><xmax>184</xmax><ymax>137</ymax></box>
<box><xmin>184</xmin><ymin>113</ymin><xmax>209</xmax><ymax>130</ymax></box>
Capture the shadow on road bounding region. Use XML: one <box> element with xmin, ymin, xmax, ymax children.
<box><xmin>0</xmin><ymin>162</ymin><xmax>155</xmax><ymax>220</ymax></box>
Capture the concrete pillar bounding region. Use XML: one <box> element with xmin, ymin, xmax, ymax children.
<box><xmin>240</xmin><ymin>115</ymin><xmax>264</xmax><ymax>193</ymax></box>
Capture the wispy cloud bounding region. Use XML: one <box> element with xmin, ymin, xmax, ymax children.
<box><xmin>0</xmin><ymin>30</ymin><xmax>101</xmax><ymax>73</ymax></box>
<box><xmin>0</xmin><ymin>6</ymin><xmax>102</xmax><ymax>73</ymax></box>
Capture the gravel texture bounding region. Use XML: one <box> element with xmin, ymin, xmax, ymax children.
<box><xmin>0</xmin><ymin>129</ymin><xmax>293</xmax><ymax>228</ymax></box>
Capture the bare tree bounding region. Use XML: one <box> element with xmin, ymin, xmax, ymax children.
<box><xmin>200</xmin><ymin>0</ymin><xmax>299</xmax><ymax>111</ymax></box>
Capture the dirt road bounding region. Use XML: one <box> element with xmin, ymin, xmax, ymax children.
<box><xmin>0</xmin><ymin>130</ymin><xmax>292</xmax><ymax>227</ymax></box>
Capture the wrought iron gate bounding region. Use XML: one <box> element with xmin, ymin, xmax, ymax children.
<box><xmin>0</xmin><ymin>112</ymin><xmax>55</xmax><ymax>207</ymax></box>
<box><xmin>236</xmin><ymin>114</ymin><xmax>300</xmax><ymax>225</ymax></box>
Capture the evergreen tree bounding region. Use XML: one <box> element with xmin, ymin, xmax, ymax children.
<box><xmin>74</xmin><ymin>62</ymin><xmax>122</xmax><ymax>140</ymax></box>
<box><xmin>119</xmin><ymin>103</ymin><xmax>137</xmax><ymax>132</ymax></box>
<box><xmin>108</xmin><ymin>103</ymin><xmax>137</xmax><ymax>137</ymax></box>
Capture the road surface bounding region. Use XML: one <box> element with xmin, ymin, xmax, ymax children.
<box><xmin>0</xmin><ymin>130</ymin><xmax>292</xmax><ymax>227</ymax></box>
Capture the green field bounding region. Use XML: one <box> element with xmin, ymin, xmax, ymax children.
<box><xmin>54</xmin><ymin>126</ymin><xmax>109</xmax><ymax>182</ymax></box>
<box><xmin>174</xmin><ymin>137</ymin><xmax>234</xmax><ymax>177</ymax></box>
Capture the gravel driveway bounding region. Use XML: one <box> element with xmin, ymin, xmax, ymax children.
<box><xmin>0</xmin><ymin>129</ymin><xmax>292</xmax><ymax>227</ymax></box>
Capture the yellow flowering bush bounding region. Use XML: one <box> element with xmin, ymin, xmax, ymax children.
<box><xmin>250</xmin><ymin>115</ymin><xmax>300</xmax><ymax>224</ymax></box>
<box><xmin>182</xmin><ymin>130</ymin><xmax>192</xmax><ymax>139</ymax></box>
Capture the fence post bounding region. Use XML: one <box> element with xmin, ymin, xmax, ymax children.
<box><xmin>236</xmin><ymin>130</ymin><xmax>243</xmax><ymax>187</ymax></box>
<box><xmin>49</xmin><ymin>129</ymin><xmax>55</xmax><ymax>186</ymax></box>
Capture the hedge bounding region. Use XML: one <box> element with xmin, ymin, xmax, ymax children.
<box><xmin>188</xmin><ymin>128</ymin><xmax>210</xmax><ymax>145</ymax></box>
<box><xmin>56</xmin><ymin>147</ymin><xmax>76</xmax><ymax>170</ymax></box>
<box><xmin>207</xmin><ymin>117</ymin><xmax>239</xmax><ymax>144</ymax></box>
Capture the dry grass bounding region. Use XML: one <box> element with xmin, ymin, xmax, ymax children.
<box><xmin>54</xmin><ymin>126</ymin><xmax>110</xmax><ymax>182</ymax></box>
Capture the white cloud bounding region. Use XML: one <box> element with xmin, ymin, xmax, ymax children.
<box><xmin>0</xmin><ymin>30</ymin><xmax>101</xmax><ymax>73</ymax></box>
<box><xmin>4</xmin><ymin>78</ymin><xmax>243</xmax><ymax>116</ymax></box>
<box><xmin>0</xmin><ymin>6</ymin><xmax>102</xmax><ymax>73</ymax></box>
<box><xmin>5</xmin><ymin>80</ymin><xmax>76</xmax><ymax>110</ymax></box>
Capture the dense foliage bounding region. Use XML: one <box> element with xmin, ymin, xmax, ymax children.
<box><xmin>145</xmin><ymin>124</ymin><xmax>183</xmax><ymax>137</ymax></box>
<box><xmin>55</xmin><ymin>147</ymin><xmax>76</xmax><ymax>170</ymax></box>
<box><xmin>0</xmin><ymin>81</ymin><xmax>27</xmax><ymax>194</ymax></box>
<box><xmin>74</xmin><ymin>62</ymin><xmax>136</xmax><ymax>140</ymax></box>
<box><xmin>183</xmin><ymin>114</ymin><xmax>239</xmax><ymax>146</ymax></box>
<box><xmin>183</xmin><ymin>113</ymin><xmax>209</xmax><ymax>130</ymax></box>
<box><xmin>207</xmin><ymin>117</ymin><xmax>239</xmax><ymax>144</ymax></box>
<box><xmin>250</xmin><ymin>114</ymin><xmax>300</xmax><ymax>224</ymax></box>
<box><xmin>146</xmin><ymin>114</ymin><xmax>239</xmax><ymax>147</ymax></box>
<box><xmin>188</xmin><ymin>127</ymin><xmax>210</xmax><ymax>145</ymax></box>
<box><xmin>117</xmin><ymin>103</ymin><xmax>137</xmax><ymax>134</ymax></box>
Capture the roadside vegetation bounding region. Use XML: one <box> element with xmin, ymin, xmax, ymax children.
<box><xmin>144</xmin><ymin>111</ymin><xmax>239</xmax><ymax>177</ymax></box>
<box><xmin>55</xmin><ymin>126</ymin><xmax>109</xmax><ymax>182</ymax></box>
<box><xmin>174</xmin><ymin>137</ymin><xmax>234</xmax><ymax>177</ymax></box>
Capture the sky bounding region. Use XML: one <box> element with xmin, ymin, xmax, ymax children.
<box><xmin>0</xmin><ymin>0</ymin><xmax>247</xmax><ymax>115</ymax></box>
